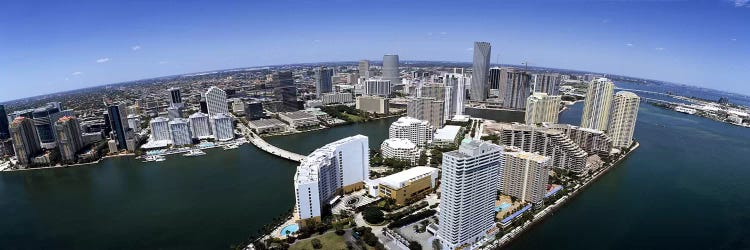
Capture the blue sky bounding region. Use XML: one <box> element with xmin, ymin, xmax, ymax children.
<box><xmin>1</xmin><ymin>0</ymin><xmax>748</xmax><ymax>102</ymax></box>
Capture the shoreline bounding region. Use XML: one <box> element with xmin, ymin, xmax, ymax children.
<box><xmin>486</xmin><ymin>142</ymin><xmax>640</xmax><ymax>249</ymax></box>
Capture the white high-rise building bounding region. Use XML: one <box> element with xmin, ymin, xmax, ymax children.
<box><xmin>444</xmin><ymin>72</ymin><xmax>469</xmax><ymax>117</ymax></box>
<box><xmin>169</xmin><ymin>118</ymin><xmax>192</xmax><ymax>146</ymax></box>
<box><xmin>381</xmin><ymin>138</ymin><xmax>420</xmax><ymax>165</ymax></box>
<box><xmin>210</xmin><ymin>113</ymin><xmax>234</xmax><ymax>141</ymax></box>
<box><xmin>294</xmin><ymin>135</ymin><xmax>369</xmax><ymax>220</ymax></box>
<box><xmin>607</xmin><ymin>91</ymin><xmax>640</xmax><ymax>149</ymax></box>
<box><xmin>358</xmin><ymin>60</ymin><xmax>370</xmax><ymax>79</ymax></box>
<box><xmin>581</xmin><ymin>78</ymin><xmax>615</xmax><ymax>131</ymax></box>
<box><xmin>127</xmin><ymin>114</ymin><xmax>141</xmax><ymax>133</ymax></box>
<box><xmin>365</xmin><ymin>79</ymin><xmax>392</xmax><ymax>97</ymax></box>
<box><xmin>525</xmin><ymin>93</ymin><xmax>561</xmax><ymax>124</ymax></box>
<box><xmin>500</xmin><ymin>149</ymin><xmax>551</xmax><ymax>204</ymax></box>
<box><xmin>189</xmin><ymin>112</ymin><xmax>212</xmax><ymax>139</ymax></box>
<box><xmin>437</xmin><ymin>140</ymin><xmax>503</xmax><ymax>250</ymax></box>
<box><xmin>388</xmin><ymin>117</ymin><xmax>433</xmax><ymax>147</ymax></box>
<box><xmin>149</xmin><ymin>117</ymin><xmax>171</xmax><ymax>142</ymax></box>
<box><xmin>204</xmin><ymin>86</ymin><xmax>229</xmax><ymax>118</ymax></box>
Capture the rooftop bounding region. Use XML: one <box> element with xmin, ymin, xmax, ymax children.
<box><xmin>434</xmin><ymin>125</ymin><xmax>462</xmax><ymax>141</ymax></box>
<box><xmin>377</xmin><ymin>166</ymin><xmax>438</xmax><ymax>189</ymax></box>
<box><xmin>279</xmin><ymin>111</ymin><xmax>316</xmax><ymax>120</ymax></box>
<box><xmin>382</xmin><ymin>138</ymin><xmax>417</xmax><ymax>149</ymax></box>
<box><xmin>248</xmin><ymin>118</ymin><xmax>286</xmax><ymax>128</ymax></box>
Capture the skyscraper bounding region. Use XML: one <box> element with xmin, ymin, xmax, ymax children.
<box><xmin>10</xmin><ymin>117</ymin><xmax>42</xmax><ymax>166</ymax></box>
<box><xmin>500</xmin><ymin>149</ymin><xmax>551</xmax><ymax>204</ymax></box>
<box><xmin>107</xmin><ymin>104</ymin><xmax>129</xmax><ymax>150</ymax></box>
<box><xmin>489</xmin><ymin>67</ymin><xmax>502</xmax><ymax>90</ymax></box>
<box><xmin>358</xmin><ymin>60</ymin><xmax>370</xmax><ymax>80</ymax></box>
<box><xmin>315</xmin><ymin>67</ymin><xmax>333</xmax><ymax>98</ymax></box>
<box><xmin>437</xmin><ymin>140</ymin><xmax>503</xmax><ymax>250</ymax></box>
<box><xmin>169</xmin><ymin>87</ymin><xmax>183</xmax><ymax>108</ymax></box>
<box><xmin>525</xmin><ymin>92</ymin><xmax>561</xmax><ymax>124</ymax></box>
<box><xmin>0</xmin><ymin>104</ymin><xmax>9</xmax><ymax>140</ymax></box>
<box><xmin>188</xmin><ymin>112</ymin><xmax>212</xmax><ymax>139</ymax></box>
<box><xmin>169</xmin><ymin>118</ymin><xmax>192</xmax><ymax>146</ymax></box>
<box><xmin>444</xmin><ymin>72</ymin><xmax>469</xmax><ymax>117</ymax></box>
<box><xmin>149</xmin><ymin>117</ymin><xmax>171</xmax><ymax>141</ymax></box>
<box><xmin>54</xmin><ymin>116</ymin><xmax>83</xmax><ymax>163</ymax></box>
<box><xmin>471</xmin><ymin>41</ymin><xmax>491</xmax><ymax>101</ymax></box>
<box><xmin>501</xmin><ymin>69</ymin><xmax>532</xmax><ymax>110</ymax></box>
<box><xmin>382</xmin><ymin>54</ymin><xmax>400</xmax><ymax>85</ymax></box>
<box><xmin>607</xmin><ymin>91</ymin><xmax>640</xmax><ymax>149</ymax></box>
<box><xmin>272</xmin><ymin>71</ymin><xmax>299</xmax><ymax>112</ymax></box>
<box><xmin>32</xmin><ymin>103</ymin><xmax>63</xmax><ymax>149</ymax></box>
<box><xmin>211</xmin><ymin>113</ymin><xmax>234</xmax><ymax>141</ymax></box>
<box><xmin>407</xmin><ymin>97</ymin><xmax>445</xmax><ymax>129</ymax></box>
<box><xmin>364</xmin><ymin>79</ymin><xmax>392</xmax><ymax>97</ymax></box>
<box><xmin>294</xmin><ymin>135</ymin><xmax>369</xmax><ymax>220</ymax></box>
<box><xmin>581</xmin><ymin>78</ymin><xmax>615</xmax><ymax>131</ymax></box>
<box><xmin>205</xmin><ymin>86</ymin><xmax>229</xmax><ymax>118</ymax></box>
<box><xmin>533</xmin><ymin>73</ymin><xmax>561</xmax><ymax>96</ymax></box>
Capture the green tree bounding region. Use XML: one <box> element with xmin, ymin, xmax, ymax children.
<box><xmin>311</xmin><ymin>238</ymin><xmax>322</xmax><ymax>249</ymax></box>
<box><xmin>408</xmin><ymin>241</ymin><xmax>422</xmax><ymax>250</ymax></box>
<box><xmin>363</xmin><ymin>207</ymin><xmax>385</xmax><ymax>224</ymax></box>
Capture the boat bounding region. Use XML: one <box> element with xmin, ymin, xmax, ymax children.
<box><xmin>223</xmin><ymin>143</ymin><xmax>240</xmax><ymax>150</ymax></box>
<box><xmin>183</xmin><ymin>149</ymin><xmax>206</xmax><ymax>157</ymax></box>
<box><xmin>674</xmin><ymin>106</ymin><xmax>697</xmax><ymax>115</ymax></box>
<box><xmin>143</xmin><ymin>155</ymin><xmax>166</xmax><ymax>163</ymax></box>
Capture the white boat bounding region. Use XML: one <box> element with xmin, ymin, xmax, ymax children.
<box><xmin>674</xmin><ymin>106</ymin><xmax>697</xmax><ymax>115</ymax></box>
<box><xmin>183</xmin><ymin>149</ymin><xmax>206</xmax><ymax>157</ymax></box>
<box><xmin>143</xmin><ymin>155</ymin><xmax>166</xmax><ymax>162</ymax></box>
<box><xmin>223</xmin><ymin>143</ymin><xmax>240</xmax><ymax>150</ymax></box>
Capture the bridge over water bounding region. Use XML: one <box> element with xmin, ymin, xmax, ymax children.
<box><xmin>237</xmin><ymin>122</ymin><xmax>306</xmax><ymax>163</ymax></box>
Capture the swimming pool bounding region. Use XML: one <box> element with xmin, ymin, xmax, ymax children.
<box><xmin>280</xmin><ymin>224</ymin><xmax>300</xmax><ymax>237</ymax></box>
<box><xmin>495</xmin><ymin>203</ymin><xmax>512</xmax><ymax>212</ymax></box>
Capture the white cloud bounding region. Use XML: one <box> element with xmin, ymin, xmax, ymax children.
<box><xmin>466</xmin><ymin>47</ymin><xmax>473</xmax><ymax>51</ymax></box>
<box><xmin>131</xmin><ymin>45</ymin><xmax>141</xmax><ymax>51</ymax></box>
<box><xmin>159</xmin><ymin>61</ymin><xmax>168</xmax><ymax>64</ymax></box>
<box><xmin>313</xmin><ymin>39</ymin><xmax>320</xmax><ymax>43</ymax></box>
<box><xmin>625</xmin><ymin>43</ymin><xmax>634</xmax><ymax>47</ymax></box>
<box><xmin>71</xmin><ymin>71</ymin><xmax>83</xmax><ymax>76</ymax></box>
<box><xmin>601</xmin><ymin>19</ymin><xmax>610</xmax><ymax>24</ymax></box>
<box><xmin>65</xmin><ymin>77</ymin><xmax>70</xmax><ymax>81</ymax></box>
<box><xmin>439</xmin><ymin>31</ymin><xmax>447</xmax><ymax>35</ymax></box>
<box><xmin>734</xmin><ymin>0</ymin><xmax>749</xmax><ymax>7</ymax></box>
<box><xmin>96</xmin><ymin>58</ymin><xmax>110</xmax><ymax>63</ymax></box>
<box><xmin>427</xmin><ymin>32</ymin><xmax>433</xmax><ymax>36</ymax></box>
<box><xmin>731</xmin><ymin>38</ymin><xmax>737</xmax><ymax>41</ymax></box>
<box><xmin>655</xmin><ymin>47</ymin><xmax>665</xmax><ymax>51</ymax></box>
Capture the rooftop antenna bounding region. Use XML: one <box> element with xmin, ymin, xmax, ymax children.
<box><xmin>523</xmin><ymin>61</ymin><xmax>529</xmax><ymax>71</ymax></box>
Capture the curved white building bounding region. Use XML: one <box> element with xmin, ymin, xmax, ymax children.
<box><xmin>294</xmin><ymin>135</ymin><xmax>370</xmax><ymax>220</ymax></box>
<box><xmin>210</xmin><ymin>113</ymin><xmax>233</xmax><ymax>141</ymax></box>
<box><xmin>388</xmin><ymin>117</ymin><xmax>433</xmax><ymax>147</ymax></box>
<box><xmin>169</xmin><ymin>118</ymin><xmax>192</xmax><ymax>146</ymax></box>
<box><xmin>150</xmin><ymin>117</ymin><xmax>171</xmax><ymax>142</ymax></box>
<box><xmin>381</xmin><ymin>138</ymin><xmax>419</xmax><ymax>165</ymax></box>
<box><xmin>607</xmin><ymin>91</ymin><xmax>640</xmax><ymax>149</ymax></box>
<box><xmin>189</xmin><ymin>112</ymin><xmax>212</xmax><ymax>139</ymax></box>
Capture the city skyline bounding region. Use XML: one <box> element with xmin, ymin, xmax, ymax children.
<box><xmin>2</xmin><ymin>0</ymin><xmax>750</xmax><ymax>102</ymax></box>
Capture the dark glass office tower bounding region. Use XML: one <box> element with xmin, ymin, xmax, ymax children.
<box><xmin>107</xmin><ymin>105</ymin><xmax>127</xmax><ymax>150</ymax></box>
<box><xmin>0</xmin><ymin>104</ymin><xmax>9</xmax><ymax>140</ymax></box>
